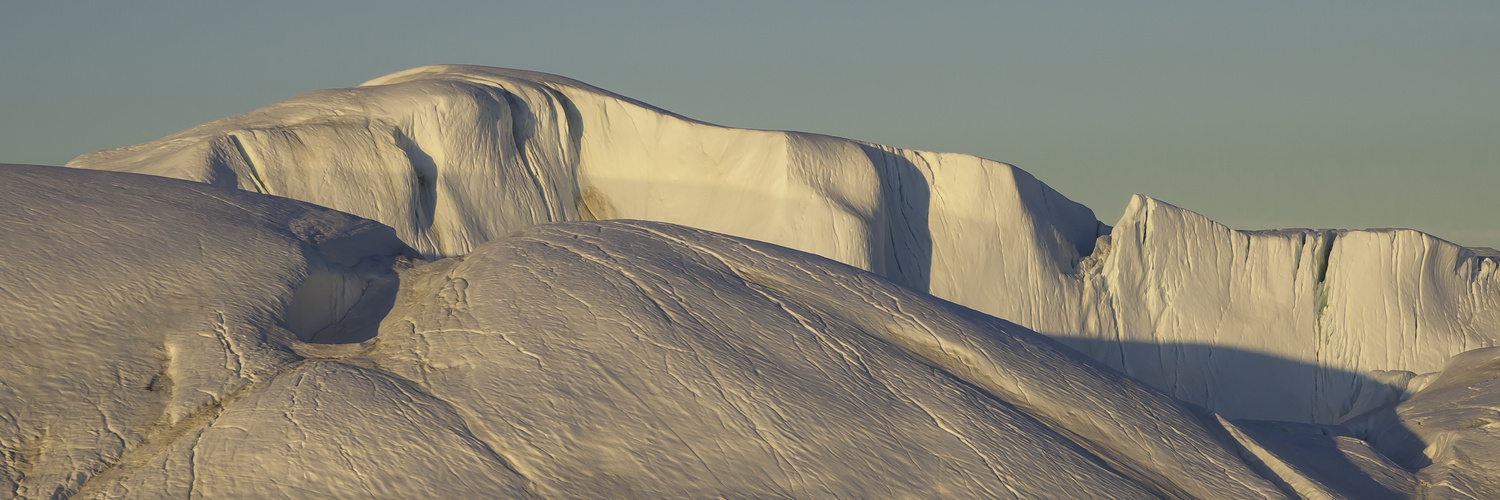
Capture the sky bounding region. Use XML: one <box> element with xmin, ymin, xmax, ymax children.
<box><xmin>3</xmin><ymin>1</ymin><xmax>1496</xmax><ymax>248</ymax></box>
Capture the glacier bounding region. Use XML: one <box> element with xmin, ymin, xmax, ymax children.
<box><xmin>3</xmin><ymin>63</ymin><xmax>1497</xmax><ymax>497</ymax></box>
<box><xmin>69</xmin><ymin>65</ymin><xmax>1500</xmax><ymax>425</ymax></box>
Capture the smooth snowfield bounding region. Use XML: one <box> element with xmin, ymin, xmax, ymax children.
<box><xmin>1</xmin><ymin>164</ymin><xmax>1293</xmax><ymax>498</ymax></box>
<box><xmin>69</xmin><ymin>65</ymin><xmax>1500</xmax><ymax>424</ymax></box>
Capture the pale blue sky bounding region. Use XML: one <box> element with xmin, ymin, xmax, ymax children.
<box><xmin>3</xmin><ymin>1</ymin><xmax>1496</xmax><ymax>248</ymax></box>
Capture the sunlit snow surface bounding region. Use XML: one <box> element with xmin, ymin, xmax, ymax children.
<box><xmin>0</xmin><ymin>164</ymin><xmax>416</xmax><ymax>498</ymax></box>
<box><xmin>69</xmin><ymin>65</ymin><xmax>1499</xmax><ymax>426</ymax></box>
<box><xmin>2</xmin><ymin>164</ymin><xmax>1282</xmax><ymax>498</ymax></box>
<box><xmin>3</xmin><ymin>64</ymin><xmax>1497</xmax><ymax>498</ymax></box>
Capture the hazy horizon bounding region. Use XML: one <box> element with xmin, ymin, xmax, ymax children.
<box><xmin>3</xmin><ymin>1</ymin><xmax>1496</xmax><ymax>248</ymax></box>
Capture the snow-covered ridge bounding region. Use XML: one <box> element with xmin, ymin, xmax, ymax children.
<box><xmin>4</xmin><ymin>161</ymin><xmax>1495</xmax><ymax>496</ymax></box>
<box><xmin>2</xmin><ymin>164</ymin><xmax>1288</xmax><ymax>497</ymax></box>
<box><xmin>67</xmin><ymin>65</ymin><xmax>1102</xmax><ymax>281</ymax></box>
<box><xmin>67</xmin><ymin>65</ymin><xmax>1500</xmax><ymax>424</ymax></box>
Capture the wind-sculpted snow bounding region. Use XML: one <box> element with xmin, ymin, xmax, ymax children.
<box><xmin>6</xmin><ymin>162</ymin><xmax>1498</xmax><ymax>497</ymax></box>
<box><xmin>90</xmin><ymin>361</ymin><xmax>532</xmax><ymax>498</ymax></box>
<box><xmin>0</xmin><ymin>164</ymin><xmax>415</xmax><ymax>498</ymax></box>
<box><xmin>66</xmin><ymin>65</ymin><xmax>1499</xmax><ymax>427</ymax></box>
<box><xmin>362</xmin><ymin>220</ymin><xmax>1283</xmax><ymax>498</ymax></box>
<box><xmin>1</xmin><ymin>167</ymin><xmax>1293</xmax><ymax>498</ymax></box>
<box><xmin>1348</xmin><ymin>346</ymin><xmax>1500</xmax><ymax>497</ymax></box>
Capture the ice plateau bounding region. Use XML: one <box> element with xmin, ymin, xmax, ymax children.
<box><xmin>69</xmin><ymin>65</ymin><xmax>1500</xmax><ymax>425</ymax></box>
<box><xmin>1</xmin><ymin>63</ymin><xmax>1495</xmax><ymax>498</ymax></box>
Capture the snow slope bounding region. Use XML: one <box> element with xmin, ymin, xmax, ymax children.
<box><xmin>1348</xmin><ymin>346</ymin><xmax>1500</xmax><ymax>497</ymax></box>
<box><xmin>67</xmin><ymin>65</ymin><xmax>1500</xmax><ymax>425</ymax></box>
<box><xmin>2</xmin><ymin>164</ymin><xmax>1292</xmax><ymax>498</ymax></box>
<box><xmin>359</xmin><ymin>220</ymin><xmax>1283</xmax><ymax>498</ymax></box>
<box><xmin>0</xmin><ymin>164</ymin><xmax>417</xmax><ymax>498</ymax></box>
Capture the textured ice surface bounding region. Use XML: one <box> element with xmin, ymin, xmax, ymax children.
<box><xmin>88</xmin><ymin>361</ymin><xmax>532</xmax><ymax>498</ymax></box>
<box><xmin>66</xmin><ymin>64</ymin><xmax>1104</xmax><ymax>309</ymax></box>
<box><xmin>1218</xmin><ymin>419</ymin><xmax>1416</xmax><ymax>499</ymax></box>
<box><xmin>361</xmin><ymin>221</ymin><xmax>1283</xmax><ymax>498</ymax></box>
<box><xmin>5</xmin><ymin>161</ymin><xmax>1497</xmax><ymax>498</ymax></box>
<box><xmin>0</xmin><ymin>164</ymin><xmax>415</xmax><ymax>498</ymax></box>
<box><xmin>1</xmin><ymin>167</ymin><xmax>1289</xmax><ymax>498</ymax></box>
<box><xmin>1071</xmin><ymin>196</ymin><xmax>1500</xmax><ymax>423</ymax></box>
<box><xmin>68</xmin><ymin>65</ymin><xmax>1500</xmax><ymax>425</ymax></box>
<box><xmin>1350</xmin><ymin>346</ymin><xmax>1500</xmax><ymax>498</ymax></box>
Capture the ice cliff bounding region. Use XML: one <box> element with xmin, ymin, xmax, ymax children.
<box><xmin>1076</xmin><ymin>196</ymin><xmax>1500</xmax><ymax>423</ymax></box>
<box><xmin>68</xmin><ymin>65</ymin><xmax>1499</xmax><ymax>426</ymax></box>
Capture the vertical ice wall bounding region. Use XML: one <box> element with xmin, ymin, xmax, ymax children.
<box><xmin>1073</xmin><ymin>196</ymin><xmax>1500</xmax><ymax>422</ymax></box>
